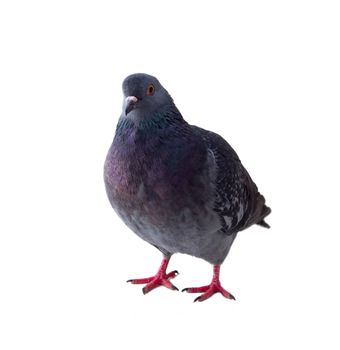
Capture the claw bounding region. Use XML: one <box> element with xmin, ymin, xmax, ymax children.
<box><xmin>183</xmin><ymin>265</ymin><xmax>235</xmax><ymax>302</ymax></box>
<box><xmin>127</xmin><ymin>257</ymin><xmax>179</xmax><ymax>295</ymax></box>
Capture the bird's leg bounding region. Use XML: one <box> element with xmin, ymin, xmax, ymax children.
<box><xmin>182</xmin><ymin>265</ymin><xmax>235</xmax><ymax>302</ymax></box>
<box><xmin>127</xmin><ymin>256</ymin><xmax>179</xmax><ymax>294</ymax></box>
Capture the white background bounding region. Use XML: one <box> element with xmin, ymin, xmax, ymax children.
<box><xmin>1</xmin><ymin>0</ymin><xmax>339</xmax><ymax>349</ymax></box>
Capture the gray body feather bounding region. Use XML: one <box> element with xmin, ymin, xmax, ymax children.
<box><xmin>104</xmin><ymin>73</ymin><xmax>271</xmax><ymax>265</ymax></box>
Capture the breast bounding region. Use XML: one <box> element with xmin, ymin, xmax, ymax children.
<box><xmin>104</xmin><ymin>136</ymin><xmax>221</xmax><ymax>250</ymax></box>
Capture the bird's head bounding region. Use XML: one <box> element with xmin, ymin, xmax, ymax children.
<box><xmin>121</xmin><ymin>73</ymin><xmax>176</xmax><ymax>123</ymax></box>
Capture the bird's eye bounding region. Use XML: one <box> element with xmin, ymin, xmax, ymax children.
<box><xmin>147</xmin><ymin>84</ymin><xmax>155</xmax><ymax>96</ymax></box>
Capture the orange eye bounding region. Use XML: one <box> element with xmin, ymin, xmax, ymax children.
<box><xmin>147</xmin><ymin>84</ymin><xmax>155</xmax><ymax>96</ymax></box>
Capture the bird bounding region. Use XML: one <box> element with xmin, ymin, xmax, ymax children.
<box><xmin>104</xmin><ymin>73</ymin><xmax>271</xmax><ymax>302</ymax></box>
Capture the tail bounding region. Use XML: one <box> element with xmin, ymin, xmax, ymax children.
<box><xmin>239</xmin><ymin>193</ymin><xmax>271</xmax><ymax>232</ymax></box>
<box><xmin>256</xmin><ymin>204</ymin><xmax>271</xmax><ymax>229</ymax></box>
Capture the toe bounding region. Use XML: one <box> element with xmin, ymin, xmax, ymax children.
<box><xmin>193</xmin><ymin>291</ymin><xmax>214</xmax><ymax>302</ymax></box>
<box><xmin>142</xmin><ymin>280</ymin><xmax>159</xmax><ymax>294</ymax></box>
<box><xmin>219</xmin><ymin>286</ymin><xmax>236</xmax><ymax>300</ymax></box>
<box><xmin>162</xmin><ymin>279</ymin><xmax>179</xmax><ymax>291</ymax></box>
<box><xmin>166</xmin><ymin>270</ymin><xmax>179</xmax><ymax>279</ymax></box>
<box><xmin>127</xmin><ymin>277</ymin><xmax>153</xmax><ymax>284</ymax></box>
<box><xmin>182</xmin><ymin>286</ymin><xmax>210</xmax><ymax>293</ymax></box>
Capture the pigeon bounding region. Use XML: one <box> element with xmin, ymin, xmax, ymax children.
<box><xmin>104</xmin><ymin>73</ymin><xmax>271</xmax><ymax>302</ymax></box>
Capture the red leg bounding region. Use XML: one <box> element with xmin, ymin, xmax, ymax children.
<box><xmin>127</xmin><ymin>256</ymin><xmax>179</xmax><ymax>294</ymax></box>
<box><xmin>182</xmin><ymin>265</ymin><xmax>235</xmax><ymax>302</ymax></box>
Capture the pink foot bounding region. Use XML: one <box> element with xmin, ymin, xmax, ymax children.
<box><xmin>127</xmin><ymin>257</ymin><xmax>179</xmax><ymax>294</ymax></box>
<box><xmin>182</xmin><ymin>265</ymin><xmax>235</xmax><ymax>302</ymax></box>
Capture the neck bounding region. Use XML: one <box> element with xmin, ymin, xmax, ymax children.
<box><xmin>115</xmin><ymin>103</ymin><xmax>185</xmax><ymax>136</ymax></box>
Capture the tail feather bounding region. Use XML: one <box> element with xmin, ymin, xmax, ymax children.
<box><xmin>256</xmin><ymin>205</ymin><xmax>271</xmax><ymax>229</ymax></box>
<box><xmin>257</xmin><ymin>219</ymin><xmax>270</xmax><ymax>229</ymax></box>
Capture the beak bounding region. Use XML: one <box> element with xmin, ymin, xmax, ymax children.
<box><xmin>124</xmin><ymin>96</ymin><xmax>138</xmax><ymax>115</ymax></box>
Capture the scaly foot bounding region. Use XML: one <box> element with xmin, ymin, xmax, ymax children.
<box><xmin>127</xmin><ymin>257</ymin><xmax>179</xmax><ymax>294</ymax></box>
<box><xmin>182</xmin><ymin>265</ymin><xmax>235</xmax><ymax>302</ymax></box>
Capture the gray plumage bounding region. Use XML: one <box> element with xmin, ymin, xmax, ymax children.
<box><xmin>104</xmin><ymin>73</ymin><xmax>271</xmax><ymax>266</ymax></box>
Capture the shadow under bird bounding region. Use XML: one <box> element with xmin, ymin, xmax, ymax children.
<box><xmin>104</xmin><ymin>73</ymin><xmax>271</xmax><ymax>302</ymax></box>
